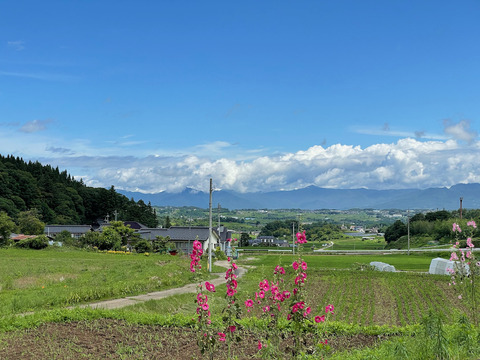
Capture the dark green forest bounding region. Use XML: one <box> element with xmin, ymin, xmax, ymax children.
<box><xmin>0</xmin><ymin>155</ymin><xmax>158</xmax><ymax>227</ymax></box>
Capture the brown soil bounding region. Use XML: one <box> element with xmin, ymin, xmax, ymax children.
<box><xmin>0</xmin><ymin>319</ymin><xmax>384</xmax><ymax>359</ymax></box>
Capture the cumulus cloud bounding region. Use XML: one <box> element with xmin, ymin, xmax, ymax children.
<box><xmin>20</xmin><ymin>119</ymin><xmax>53</xmax><ymax>133</ymax></box>
<box><xmin>443</xmin><ymin>119</ymin><xmax>477</xmax><ymax>144</ymax></box>
<box><xmin>40</xmin><ymin>137</ymin><xmax>480</xmax><ymax>194</ymax></box>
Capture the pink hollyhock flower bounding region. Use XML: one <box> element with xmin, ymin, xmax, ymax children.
<box><xmin>218</xmin><ymin>332</ymin><xmax>226</xmax><ymax>341</ymax></box>
<box><xmin>274</xmin><ymin>265</ymin><xmax>285</xmax><ymax>274</ymax></box>
<box><xmin>296</xmin><ymin>230</ymin><xmax>307</xmax><ymax>244</ymax></box>
<box><xmin>205</xmin><ymin>281</ymin><xmax>216</xmax><ymax>292</ymax></box>
<box><xmin>287</xmin><ymin>314</ymin><xmax>292</xmax><ymax>320</ymax></box>
<box><xmin>325</xmin><ymin>304</ymin><xmax>334</xmax><ymax>313</ymax></box>
<box><xmin>226</xmin><ymin>287</ymin><xmax>236</xmax><ymax>297</ymax></box>
<box><xmin>452</xmin><ymin>223</ymin><xmax>462</xmax><ymax>232</ymax></box>
<box><xmin>197</xmin><ymin>293</ymin><xmax>207</xmax><ymax>304</ymax></box>
<box><xmin>229</xmin><ymin>325</ymin><xmax>236</xmax><ymax>333</ymax></box>
<box><xmin>258</xmin><ymin>341</ymin><xmax>262</xmax><ymax>350</ymax></box>
<box><xmin>259</xmin><ymin>279</ymin><xmax>270</xmax><ymax>291</ymax></box>
<box><xmin>450</xmin><ymin>252</ymin><xmax>459</xmax><ymax>261</ymax></box>
<box><xmin>292</xmin><ymin>261</ymin><xmax>299</xmax><ymax>270</ymax></box>
<box><xmin>259</xmin><ymin>290</ymin><xmax>265</xmax><ymax>299</ymax></box>
<box><xmin>467</xmin><ymin>220</ymin><xmax>477</xmax><ymax>229</ymax></box>
<box><xmin>202</xmin><ymin>303</ymin><xmax>209</xmax><ymax>311</ymax></box>
<box><xmin>245</xmin><ymin>299</ymin><xmax>254</xmax><ymax>308</ymax></box>
<box><xmin>301</xmin><ymin>261</ymin><xmax>307</xmax><ymax>270</ymax></box>
<box><xmin>283</xmin><ymin>290</ymin><xmax>291</xmax><ymax>299</ymax></box>
<box><xmin>467</xmin><ymin>238</ymin><xmax>474</xmax><ymax>248</ymax></box>
<box><xmin>315</xmin><ymin>315</ymin><xmax>325</xmax><ymax>323</ymax></box>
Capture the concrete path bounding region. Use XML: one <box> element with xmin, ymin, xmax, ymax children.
<box><xmin>74</xmin><ymin>261</ymin><xmax>248</xmax><ymax>310</ymax></box>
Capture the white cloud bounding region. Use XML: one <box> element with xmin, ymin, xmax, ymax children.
<box><xmin>29</xmin><ymin>137</ymin><xmax>478</xmax><ymax>194</ymax></box>
<box><xmin>20</xmin><ymin>119</ymin><xmax>53</xmax><ymax>133</ymax></box>
<box><xmin>443</xmin><ymin>119</ymin><xmax>477</xmax><ymax>144</ymax></box>
<box><xmin>2</xmin><ymin>124</ymin><xmax>480</xmax><ymax>194</ymax></box>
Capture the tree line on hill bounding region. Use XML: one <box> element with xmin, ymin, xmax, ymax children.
<box><xmin>258</xmin><ymin>219</ymin><xmax>344</xmax><ymax>242</ymax></box>
<box><xmin>384</xmin><ymin>209</ymin><xmax>480</xmax><ymax>248</ymax></box>
<box><xmin>0</xmin><ymin>155</ymin><xmax>158</xmax><ymax>227</ymax></box>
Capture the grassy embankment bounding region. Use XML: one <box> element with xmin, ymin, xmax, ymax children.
<box><xmin>0</xmin><ymin>247</ymin><xmax>222</xmax><ymax>315</ymax></box>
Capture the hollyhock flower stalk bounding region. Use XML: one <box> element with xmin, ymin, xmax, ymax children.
<box><xmin>449</xmin><ymin>222</ymin><xmax>479</xmax><ymax>325</ymax></box>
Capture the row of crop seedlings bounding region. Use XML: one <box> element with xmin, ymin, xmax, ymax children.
<box><xmin>310</xmin><ymin>271</ymin><xmax>457</xmax><ymax>327</ymax></box>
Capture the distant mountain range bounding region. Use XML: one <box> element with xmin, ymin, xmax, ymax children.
<box><xmin>118</xmin><ymin>183</ymin><xmax>480</xmax><ymax>210</ymax></box>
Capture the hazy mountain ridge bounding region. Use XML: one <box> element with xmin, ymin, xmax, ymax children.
<box><xmin>118</xmin><ymin>183</ymin><xmax>480</xmax><ymax>210</ymax></box>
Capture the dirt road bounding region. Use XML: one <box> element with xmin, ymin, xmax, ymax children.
<box><xmin>75</xmin><ymin>260</ymin><xmax>247</xmax><ymax>310</ymax></box>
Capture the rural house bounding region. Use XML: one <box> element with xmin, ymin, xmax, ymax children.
<box><xmin>137</xmin><ymin>226</ymin><xmax>228</xmax><ymax>254</ymax></box>
<box><xmin>44</xmin><ymin>225</ymin><xmax>92</xmax><ymax>239</ymax></box>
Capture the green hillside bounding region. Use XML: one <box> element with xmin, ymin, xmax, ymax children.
<box><xmin>0</xmin><ymin>154</ymin><xmax>157</xmax><ymax>227</ymax></box>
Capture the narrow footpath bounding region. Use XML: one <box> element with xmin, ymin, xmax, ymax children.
<box><xmin>74</xmin><ymin>261</ymin><xmax>248</xmax><ymax>311</ymax></box>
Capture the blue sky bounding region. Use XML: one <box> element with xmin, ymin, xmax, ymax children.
<box><xmin>1</xmin><ymin>1</ymin><xmax>480</xmax><ymax>193</ymax></box>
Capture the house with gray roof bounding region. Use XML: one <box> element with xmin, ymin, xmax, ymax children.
<box><xmin>44</xmin><ymin>225</ymin><xmax>92</xmax><ymax>239</ymax></box>
<box><xmin>137</xmin><ymin>226</ymin><xmax>222</xmax><ymax>254</ymax></box>
<box><xmin>249</xmin><ymin>235</ymin><xmax>289</xmax><ymax>247</ymax></box>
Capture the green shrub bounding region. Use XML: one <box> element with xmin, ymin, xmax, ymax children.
<box><xmin>135</xmin><ymin>240</ymin><xmax>152</xmax><ymax>253</ymax></box>
<box><xmin>214</xmin><ymin>246</ymin><xmax>226</xmax><ymax>260</ymax></box>
<box><xmin>14</xmin><ymin>235</ymin><xmax>48</xmax><ymax>249</ymax></box>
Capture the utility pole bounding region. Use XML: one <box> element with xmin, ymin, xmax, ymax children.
<box><xmin>407</xmin><ymin>209</ymin><xmax>410</xmax><ymax>256</ymax></box>
<box><xmin>218</xmin><ymin>203</ymin><xmax>222</xmax><ymax>251</ymax></box>
<box><xmin>460</xmin><ymin>197</ymin><xmax>463</xmax><ymax>219</ymax></box>
<box><xmin>208</xmin><ymin>178</ymin><xmax>213</xmax><ymax>273</ymax></box>
<box><xmin>292</xmin><ymin>222</ymin><xmax>295</xmax><ymax>255</ymax></box>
